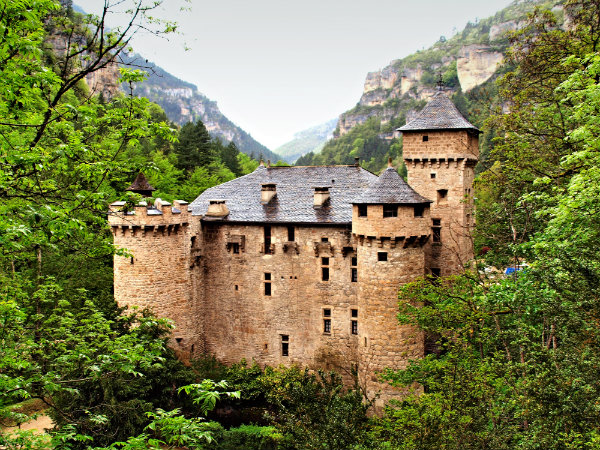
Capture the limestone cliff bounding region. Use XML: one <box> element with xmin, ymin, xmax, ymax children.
<box><xmin>334</xmin><ymin>0</ymin><xmax>562</xmax><ymax>138</ymax></box>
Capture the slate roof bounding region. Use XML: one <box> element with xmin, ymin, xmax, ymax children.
<box><xmin>398</xmin><ymin>90</ymin><xmax>480</xmax><ymax>133</ymax></box>
<box><xmin>354</xmin><ymin>166</ymin><xmax>431</xmax><ymax>204</ymax></box>
<box><xmin>126</xmin><ymin>172</ymin><xmax>155</xmax><ymax>193</ymax></box>
<box><xmin>190</xmin><ymin>165</ymin><xmax>378</xmax><ymax>224</ymax></box>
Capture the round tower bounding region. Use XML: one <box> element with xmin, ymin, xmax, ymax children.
<box><xmin>108</xmin><ymin>195</ymin><xmax>197</xmax><ymax>358</ymax></box>
<box><xmin>398</xmin><ymin>88</ymin><xmax>479</xmax><ymax>275</ymax></box>
<box><xmin>352</xmin><ymin>161</ymin><xmax>431</xmax><ymax>410</ymax></box>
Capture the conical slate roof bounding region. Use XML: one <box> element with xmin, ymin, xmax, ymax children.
<box><xmin>354</xmin><ymin>166</ymin><xmax>431</xmax><ymax>204</ymax></box>
<box><xmin>398</xmin><ymin>90</ymin><xmax>479</xmax><ymax>133</ymax></box>
<box><xmin>126</xmin><ymin>172</ymin><xmax>155</xmax><ymax>193</ymax></box>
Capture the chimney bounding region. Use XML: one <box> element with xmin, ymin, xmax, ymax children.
<box><xmin>354</xmin><ymin>157</ymin><xmax>360</xmax><ymax>167</ymax></box>
<box><xmin>261</xmin><ymin>183</ymin><xmax>277</xmax><ymax>204</ymax></box>
<box><xmin>314</xmin><ymin>187</ymin><xmax>330</xmax><ymax>207</ymax></box>
<box><xmin>206</xmin><ymin>200</ymin><xmax>229</xmax><ymax>217</ymax></box>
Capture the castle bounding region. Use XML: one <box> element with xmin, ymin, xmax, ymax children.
<box><xmin>108</xmin><ymin>90</ymin><xmax>479</xmax><ymax>408</ymax></box>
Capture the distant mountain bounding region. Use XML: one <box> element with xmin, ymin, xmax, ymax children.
<box><xmin>297</xmin><ymin>0</ymin><xmax>564</xmax><ymax>173</ymax></box>
<box><xmin>119</xmin><ymin>53</ymin><xmax>282</xmax><ymax>162</ymax></box>
<box><xmin>275</xmin><ymin>119</ymin><xmax>337</xmax><ymax>163</ymax></box>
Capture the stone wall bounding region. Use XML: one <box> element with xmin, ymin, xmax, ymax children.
<box><xmin>403</xmin><ymin>130</ymin><xmax>478</xmax><ymax>274</ymax></box>
<box><xmin>197</xmin><ymin>222</ymin><xmax>360</xmax><ymax>375</ymax></box>
<box><xmin>356</xmin><ymin>238</ymin><xmax>426</xmax><ymax>411</ymax></box>
<box><xmin>109</xmin><ymin>200</ymin><xmax>196</xmax><ymax>357</ymax></box>
<box><xmin>352</xmin><ymin>204</ymin><xmax>431</xmax><ymax>239</ymax></box>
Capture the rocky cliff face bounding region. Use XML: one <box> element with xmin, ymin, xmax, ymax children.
<box><xmin>120</xmin><ymin>54</ymin><xmax>279</xmax><ymax>161</ymax></box>
<box><xmin>335</xmin><ymin>0</ymin><xmax>562</xmax><ymax>138</ymax></box>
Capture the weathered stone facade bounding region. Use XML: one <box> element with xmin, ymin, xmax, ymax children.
<box><xmin>109</xmin><ymin>91</ymin><xmax>478</xmax><ymax>406</ymax></box>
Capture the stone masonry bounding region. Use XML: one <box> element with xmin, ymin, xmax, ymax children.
<box><xmin>108</xmin><ymin>90</ymin><xmax>478</xmax><ymax>407</ymax></box>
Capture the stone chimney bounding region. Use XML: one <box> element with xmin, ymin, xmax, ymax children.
<box><xmin>314</xmin><ymin>187</ymin><xmax>330</xmax><ymax>207</ymax></box>
<box><xmin>261</xmin><ymin>183</ymin><xmax>277</xmax><ymax>204</ymax></box>
<box><xmin>206</xmin><ymin>200</ymin><xmax>229</xmax><ymax>217</ymax></box>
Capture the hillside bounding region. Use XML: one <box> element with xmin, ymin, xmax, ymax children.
<box><xmin>297</xmin><ymin>0</ymin><xmax>563</xmax><ymax>173</ymax></box>
<box><xmin>274</xmin><ymin>119</ymin><xmax>337</xmax><ymax>163</ymax></box>
<box><xmin>120</xmin><ymin>53</ymin><xmax>281</xmax><ymax>162</ymax></box>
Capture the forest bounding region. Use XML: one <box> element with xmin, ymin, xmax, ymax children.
<box><xmin>2</xmin><ymin>0</ymin><xmax>600</xmax><ymax>449</ymax></box>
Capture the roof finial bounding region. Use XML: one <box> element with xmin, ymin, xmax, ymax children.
<box><xmin>259</xmin><ymin>158</ymin><xmax>264</xmax><ymax>167</ymax></box>
<box><xmin>388</xmin><ymin>157</ymin><xmax>393</xmax><ymax>168</ymax></box>
<box><xmin>267</xmin><ymin>159</ymin><xmax>271</xmax><ymax>168</ymax></box>
<box><xmin>437</xmin><ymin>72</ymin><xmax>444</xmax><ymax>91</ymax></box>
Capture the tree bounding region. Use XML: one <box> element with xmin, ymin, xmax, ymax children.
<box><xmin>174</xmin><ymin>121</ymin><xmax>216</xmax><ymax>172</ymax></box>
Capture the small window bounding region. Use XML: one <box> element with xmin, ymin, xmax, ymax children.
<box><xmin>351</xmin><ymin>309</ymin><xmax>358</xmax><ymax>318</ymax></box>
<box><xmin>323</xmin><ymin>308</ymin><xmax>331</xmax><ymax>317</ymax></box>
<box><xmin>378</xmin><ymin>252</ymin><xmax>388</xmax><ymax>262</ymax></box>
<box><xmin>287</xmin><ymin>226</ymin><xmax>295</xmax><ymax>242</ymax></box>
<box><xmin>431</xmin><ymin>268</ymin><xmax>441</xmax><ymax>277</ymax></box>
<box><xmin>191</xmin><ymin>236</ymin><xmax>197</xmax><ymax>247</ymax></box>
<box><xmin>430</xmin><ymin>173</ymin><xmax>436</xmax><ymax>179</ymax></box>
<box><xmin>264</xmin><ymin>226</ymin><xmax>272</xmax><ymax>254</ymax></box>
<box><xmin>383</xmin><ymin>204</ymin><xmax>398</xmax><ymax>218</ymax></box>
<box><xmin>414</xmin><ymin>205</ymin><xmax>424</xmax><ymax>217</ymax></box>
<box><xmin>322</xmin><ymin>267</ymin><xmax>330</xmax><ymax>281</ymax></box>
<box><xmin>437</xmin><ymin>189</ymin><xmax>448</xmax><ymax>205</ymax></box>
<box><xmin>130</xmin><ymin>257</ymin><xmax>134</xmax><ymax>265</ymax></box>
<box><xmin>358</xmin><ymin>205</ymin><xmax>368</xmax><ymax>217</ymax></box>
<box><xmin>432</xmin><ymin>219</ymin><xmax>442</xmax><ymax>243</ymax></box>
<box><xmin>351</xmin><ymin>267</ymin><xmax>357</xmax><ymax>282</ymax></box>
<box><xmin>321</xmin><ymin>237</ymin><xmax>329</xmax><ymax>243</ymax></box>
<box><xmin>231</xmin><ymin>243</ymin><xmax>240</xmax><ymax>254</ymax></box>
<box><xmin>281</xmin><ymin>335</ymin><xmax>289</xmax><ymax>356</ymax></box>
<box><xmin>323</xmin><ymin>319</ymin><xmax>331</xmax><ymax>333</ymax></box>
<box><xmin>321</xmin><ymin>257</ymin><xmax>329</xmax><ymax>266</ymax></box>
<box><xmin>265</xmin><ymin>272</ymin><xmax>271</xmax><ymax>280</ymax></box>
<box><xmin>351</xmin><ymin>320</ymin><xmax>358</xmax><ymax>335</ymax></box>
<box><xmin>351</xmin><ymin>256</ymin><xmax>357</xmax><ymax>267</ymax></box>
<box><xmin>235</xmin><ymin>285</ymin><xmax>239</xmax><ymax>291</ymax></box>
<box><xmin>422</xmin><ymin>135</ymin><xmax>429</xmax><ymax>142</ymax></box>
<box><xmin>264</xmin><ymin>282</ymin><xmax>271</xmax><ymax>296</ymax></box>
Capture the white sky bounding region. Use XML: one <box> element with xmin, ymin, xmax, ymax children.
<box><xmin>76</xmin><ymin>0</ymin><xmax>514</xmax><ymax>149</ymax></box>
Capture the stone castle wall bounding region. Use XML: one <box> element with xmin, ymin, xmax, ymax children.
<box><xmin>197</xmin><ymin>222</ymin><xmax>360</xmax><ymax>375</ymax></box>
<box><xmin>109</xmin><ymin>200</ymin><xmax>197</xmax><ymax>357</ymax></box>
<box><xmin>403</xmin><ymin>130</ymin><xmax>478</xmax><ymax>274</ymax></box>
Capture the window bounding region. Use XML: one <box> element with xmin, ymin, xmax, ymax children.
<box><xmin>321</xmin><ymin>257</ymin><xmax>329</xmax><ymax>266</ymax></box>
<box><xmin>437</xmin><ymin>189</ymin><xmax>448</xmax><ymax>205</ymax></box>
<box><xmin>231</xmin><ymin>243</ymin><xmax>240</xmax><ymax>254</ymax></box>
<box><xmin>351</xmin><ymin>320</ymin><xmax>358</xmax><ymax>335</ymax></box>
<box><xmin>432</xmin><ymin>219</ymin><xmax>442</xmax><ymax>243</ymax></box>
<box><xmin>264</xmin><ymin>226</ymin><xmax>272</xmax><ymax>254</ymax></box>
<box><xmin>422</xmin><ymin>135</ymin><xmax>429</xmax><ymax>142</ymax></box>
<box><xmin>414</xmin><ymin>205</ymin><xmax>424</xmax><ymax>217</ymax></box>
<box><xmin>431</xmin><ymin>268</ymin><xmax>441</xmax><ymax>277</ymax></box>
<box><xmin>351</xmin><ymin>257</ymin><xmax>357</xmax><ymax>282</ymax></box>
<box><xmin>130</xmin><ymin>257</ymin><xmax>134</xmax><ymax>265</ymax></box>
<box><xmin>358</xmin><ymin>205</ymin><xmax>368</xmax><ymax>217</ymax></box>
<box><xmin>322</xmin><ymin>267</ymin><xmax>330</xmax><ymax>281</ymax></box>
<box><xmin>383</xmin><ymin>204</ymin><xmax>398</xmax><ymax>218</ymax></box>
<box><xmin>323</xmin><ymin>309</ymin><xmax>331</xmax><ymax>334</ymax></box>
<box><xmin>235</xmin><ymin>284</ymin><xmax>239</xmax><ymax>291</ymax></box>
<box><xmin>281</xmin><ymin>335</ymin><xmax>289</xmax><ymax>356</ymax></box>
<box><xmin>191</xmin><ymin>236</ymin><xmax>197</xmax><ymax>248</ymax></box>
<box><xmin>287</xmin><ymin>226</ymin><xmax>295</xmax><ymax>242</ymax></box>
<box><xmin>264</xmin><ymin>272</ymin><xmax>272</xmax><ymax>296</ymax></box>
<box><xmin>351</xmin><ymin>256</ymin><xmax>357</xmax><ymax>266</ymax></box>
<box><xmin>430</xmin><ymin>173</ymin><xmax>436</xmax><ymax>179</ymax></box>
<box><xmin>378</xmin><ymin>252</ymin><xmax>388</xmax><ymax>262</ymax></box>
<box><xmin>351</xmin><ymin>308</ymin><xmax>358</xmax><ymax>318</ymax></box>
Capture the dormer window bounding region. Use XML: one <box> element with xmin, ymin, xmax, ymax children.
<box><xmin>358</xmin><ymin>205</ymin><xmax>368</xmax><ymax>217</ymax></box>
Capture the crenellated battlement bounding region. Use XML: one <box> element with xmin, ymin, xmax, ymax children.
<box><xmin>108</xmin><ymin>198</ymin><xmax>191</xmax><ymax>233</ymax></box>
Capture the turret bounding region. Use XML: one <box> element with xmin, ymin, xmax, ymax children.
<box><xmin>352</xmin><ymin>161</ymin><xmax>431</xmax><ymax>410</ymax></box>
<box><xmin>398</xmin><ymin>89</ymin><xmax>479</xmax><ymax>275</ymax></box>
<box><xmin>108</xmin><ymin>195</ymin><xmax>196</xmax><ymax>358</ymax></box>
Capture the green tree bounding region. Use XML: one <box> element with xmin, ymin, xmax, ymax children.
<box><xmin>174</xmin><ymin>121</ymin><xmax>216</xmax><ymax>172</ymax></box>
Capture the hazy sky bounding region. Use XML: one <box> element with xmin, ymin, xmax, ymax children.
<box><xmin>77</xmin><ymin>0</ymin><xmax>513</xmax><ymax>149</ymax></box>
